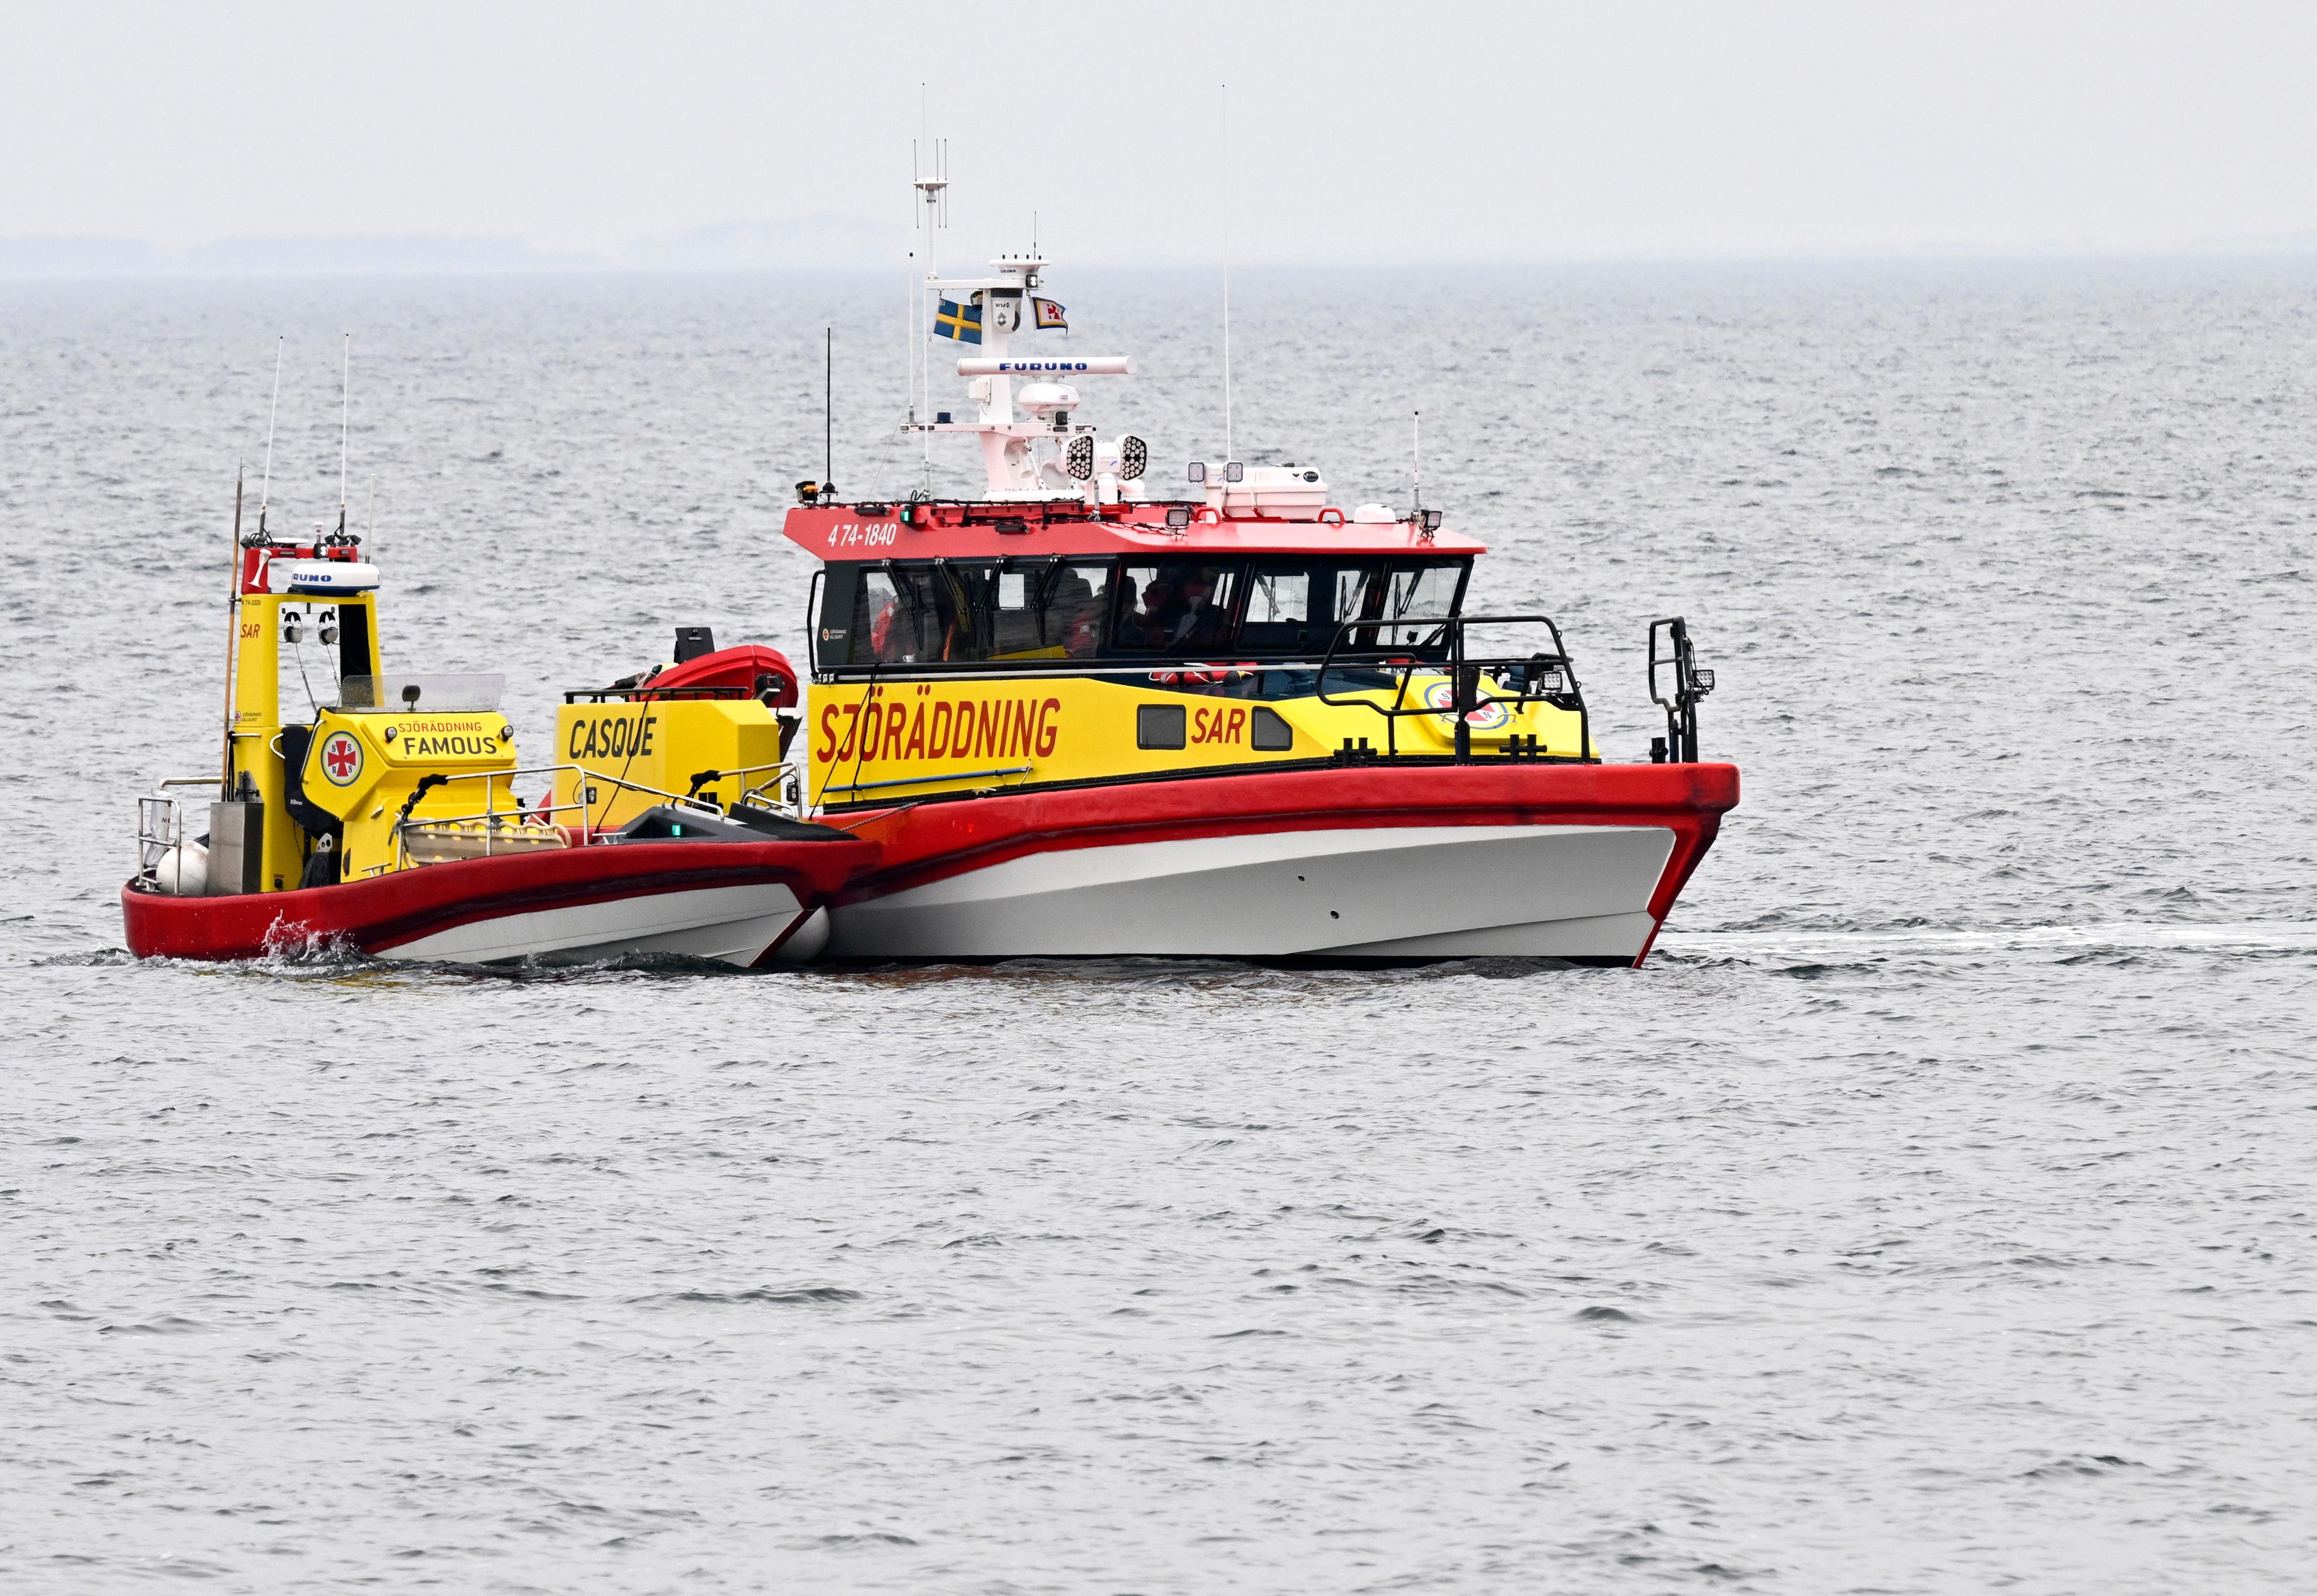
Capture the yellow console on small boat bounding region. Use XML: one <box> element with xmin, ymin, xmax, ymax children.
<box><xmin>296</xmin><ymin>684</ymin><xmax>524</xmax><ymax>877</ymax></box>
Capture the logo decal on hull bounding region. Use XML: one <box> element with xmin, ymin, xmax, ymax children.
<box><xmin>1423</xmin><ymin>680</ymin><xmax>1513</xmax><ymax>731</ymax></box>
<box><xmin>320</xmin><ymin>731</ymin><xmax>364</xmax><ymax>786</ymax></box>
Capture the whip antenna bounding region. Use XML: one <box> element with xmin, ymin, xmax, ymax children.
<box><xmin>910</xmin><ymin>91</ymin><xmax>949</xmax><ymax>496</ymax></box>
<box><xmin>257</xmin><ymin>336</ymin><xmax>283</xmax><ymax>537</ymax></box>
<box><xmin>1413</xmin><ymin>410</ymin><xmax>1422</xmax><ymax>512</ymax></box>
<box><xmin>337</xmin><ymin>332</ymin><xmax>351</xmax><ymax>536</ymax></box>
<box><xmin>1221</xmin><ymin>83</ymin><xmax>1232</xmax><ymax>465</ymax></box>
<box><xmin>825</xmin><ymin>326</ymin><xmax>834</xmax><ymax>494</ymax></box>
<box><xmin>218</xmin><ymin>466</ymin><xmax>244</xmax><ymax>786</ymax></box>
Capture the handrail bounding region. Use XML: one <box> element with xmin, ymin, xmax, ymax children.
<box><xmin>561</xmin><ymin>684</ymin><xmax>757</xmax><ymax>704</ymax></box>
<box><xmin>134</xmin><ymin>792</ymin><xmax>184</xmax><ymax>882</ymax></box>
<box><xmin>821</xmin><ymin>765</ymin><xmax>1034</xmax><ymax>795</ymax></box>
<box><xmin>682</xmin><ymin>758</ymin><xmax>796</xmax><ymax>800</ymax></box>
<box><xmin>413</xmin><ymin>761</ymin><xmax>725</xmax><ymax>807</ymax></box>
<box><xmin>812</xmin><ymin>655</ymin><xmax>1448</xmax><ymax>685</ymax></box>
<box><xmin>1312</xmin><ymin>612</ymin><xmax>1593</xmax><ymax>763</ymax></box>
<box><xmin>1647</xmin><ymin>617</ymin><xmax>1715</xmax><ymax>763</ymax></box>
<box><xmin>389</xmin><ymin>762</ymin><xmax>748</xmax><ymax>869</ymax></box>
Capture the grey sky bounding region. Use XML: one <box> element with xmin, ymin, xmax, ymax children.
<box><xmin>8</xmin><ymin>0</ymin><xmax>2317</xmax><ymax>266</ymax></box>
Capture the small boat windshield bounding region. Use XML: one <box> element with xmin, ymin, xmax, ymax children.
<box><xmin>335</xmin><ymin>673</ymin><xmax>507</xmax><ymax>713</ymax></box>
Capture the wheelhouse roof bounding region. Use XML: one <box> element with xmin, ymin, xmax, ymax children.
<box><xmin>782</xmin><ymin>500</ymin><xmax>1487</xmax><ymax>562</ymax></box>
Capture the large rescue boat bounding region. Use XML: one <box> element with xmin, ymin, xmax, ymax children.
<box><xmin>777</xmin><ymin>217</ymin><xmax>1738</xmax><ymax>966</ymax></box>
<box><xmin>124</xmin><ymin>524</ymin><xmax>873</xmax><ymax>965</ymax></box>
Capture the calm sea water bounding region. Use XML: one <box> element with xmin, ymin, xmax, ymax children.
<box><xmin>3</xmin><ymin>259</ymin><xmax>2314</xmax><ymax>1593</ymax></box>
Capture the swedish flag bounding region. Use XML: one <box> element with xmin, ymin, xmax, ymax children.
<box><xmin>933</xmin><ymin>295</ymin><xmax>982</xmax><ymax>344</ymax></box>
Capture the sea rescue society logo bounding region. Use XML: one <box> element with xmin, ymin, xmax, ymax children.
<box><xmin>320</xmin><ymin>730</ymin><xmax>365</xmax><ymax>786</ymax></box>
<box><xmin>1423</xmin><ymin>680</ymin><xmax>1513</xmax><ymax>732</ymax></box>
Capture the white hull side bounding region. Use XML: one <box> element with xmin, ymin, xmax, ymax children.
<box><xmin>380</xmin><ymin>881</ymin><xmax>804</xmax><ymax>967</ymax></box>
<box><xmin>827</xmin><ymin>824</ymin><xmax>1674</xmax><ymax>961</ymax></box>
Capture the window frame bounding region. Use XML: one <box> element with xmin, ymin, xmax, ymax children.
<box><xmin>811</xmin><ymin>556</ymin><xmax>1472</xmax><ymax>675</ymax></box>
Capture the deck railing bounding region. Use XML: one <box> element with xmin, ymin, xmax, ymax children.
<box><xmin>387</xmin><ymin>762</ymin><xmax>800</xmax><ymax>871</ymax></box>
<box><xmin>1311</xmin><ymin>614</ymin><xmax>1594</xmax><ymax>763</ymax></box>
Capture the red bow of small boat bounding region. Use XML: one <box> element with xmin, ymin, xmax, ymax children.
<box><xmin>121</xmin><ymin>835</ymin><xmax>878</xmax><ymax>966</ymax></box>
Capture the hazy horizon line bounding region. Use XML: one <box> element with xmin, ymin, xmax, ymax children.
<box><xmin>7</xmin><ymin>224</ymin><xmax>2317</xmax><ymax>281</ymax></box>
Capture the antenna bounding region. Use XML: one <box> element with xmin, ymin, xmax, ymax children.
<box><xmin>916</xmin><ymin>84</ymin><xmax>929</xmax><ymax>462</ymax></box>
<box><xmin>337</xmin><ymin>332</ymin><xmax>352</xmax><ymax>536</ymax></box>
<box><xmin>1221</xmin><ymin>83</ymin><xmax>1233</xmax><ymax>465</ymax></box>
<box><xmin>825</xmin><ymin>326</ymin><xmax>834</xmax><ymax>495</ymax></box>
<box><xmin>257</xmin><ymin>336</ymin><xmax>283</xmax><ymax>538</ymax></box>
<box><xmin>911</xmin><ymin>100</ymin><xmax>949</xmax><ymax>495</ymax></box>
<box><xmin>1413</xmin><ymin>410</ymin><xmax>1422</xmax><ymax>512</ymax></box>
<box><xmin>218</xmin><ymin>466</ymin><xmax>243</xmax><ymax>787</ymax></box>
<box><xmin>905</xmin><ymin>150</ymin><xmax>918</xmax><ymax>438</ymax></box>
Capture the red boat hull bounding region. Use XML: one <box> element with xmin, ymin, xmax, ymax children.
<box><xmin>824</xmin><ymin>761</ymin><xmax>1739</xmax><ymax>966</ymax></box>
<box><xmin>121</xmin><ymin>838</ymin><xmax>877</xmax><ymax>965</ymax></box>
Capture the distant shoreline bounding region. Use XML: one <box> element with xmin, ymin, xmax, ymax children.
<box><xmin>8</xmin><ymin>246</ymin><xmax>2317</xmax><ymax>283</ymax></box>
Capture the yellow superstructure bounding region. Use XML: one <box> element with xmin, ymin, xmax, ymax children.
<box><xmin>218</xmin><ymin>547</ymin><xmax>526</xmax><ymax>891</ymax></box>
<box><xmin>294</xmin><ymin>704</ymin><xmax>519</xmax><ymax>877</ymax></box>
<box><xmin>803</xmin><ymin>670</ymin><xmax>1592</xmax><ymax>806</ymax></box>
<box><xmin>224</xmin><ymin>584</ymin><xmax>369</xmax><ymax>891</ymax></box>
<box><xmin>551</xmin><ymin>696</ymin><xmax>789</xmax><ymax>830</ymax></box>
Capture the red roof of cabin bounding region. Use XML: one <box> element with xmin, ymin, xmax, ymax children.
<box><xmin>780</xmin><ymin>501</ymin><xmax>1486</xmax><ymax>562</ymax></box>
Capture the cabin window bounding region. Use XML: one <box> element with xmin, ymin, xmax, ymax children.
<box><xmin>337</xmin><ymin>604</ymin><xmax>375</xmax><ymax>679</ymax></box>
<box><xmin>988</xmin><ymin>559</ymin><xmax>1112</xmax><ymax>660</ymax></box>
<box><xmin>1385</xmin><ymin>563</ymin><xmax>1462</xmax><ymax>620</ymax></box>
<box><xmin>1113</xmin><ymin>562</ymin><xmax>1242</xmax><ymax>655</ymax></box>
<box><xmin>1251</xmin><ymin>705</ymin><xmax>1294</xmax><ymax>751</ymax></box>
<box><xmin>827</xmin><ymin>559</ymin><xmax>1109</xmax><ymax>667</ymax></box>
<box><xmin>1137</xmin><ymin>703</ymin><xmax>1187</xmax><ymax>749</ymax></box>
<box><xmin>1334</xmin><ymin>561</ymin><xmax>1463</xmax><ymax>623</ymax></box>
<box><xmin>1332</xmin><ymin>560</ymin><xmax>1468</xmax><ymax>650</ymax></box>
<box><xmin>1247</xmin><ymin>570</ymin><xmax>1309</xmax><ymax>623</ymax></box>
<box><xmin>1049</xmin><ymin>562</ymin><xmax>1111</xmax><ymax>657</ymax></box>
<box><xmin>850</xmin><ymin>567</ymin><xmax>927</xmax><ymax>664</ymax></box>
<box><xmin>818</xmin><ymin>555</ymin><xmax>1467</xmax><ymax>671</ymax></box>
<box><xmin>1240</xmin><ymin>562</ymin><xmax>1328</xmax><ymax>653</ymax></box>
<box><xmin>842</xmin><ymin>562</ymin><xmax>1019</xmax><ymax>664</ymax></box>
<box><xmin>988</xmin><ymin>562</ymin><xmax>1050</xmax><ymax>659</ymax></box>
<box><xmin>1331</xmin><ymin>567</ymin><xmax>1378</xmax><ymax>624</ymax></box>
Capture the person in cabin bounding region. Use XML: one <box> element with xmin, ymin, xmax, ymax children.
<box><xmin>1121</xmin><ymin>574</ymin><xmax>1178</xmax><ymax>648</ymax></box>
<box><xmin>1049</xmin><ymin>569</ymin><xmax>1105</xmax><ymax>656</ymax></box>
<box><xmin>1168</xmin><ymin>568</ymin><xmax>1231</xmax><ymax>652</ymax></box>
<box><xmin>867</xmin><ymin>588</ymin><xmax>900</xmax><ymax>661</ymax></box>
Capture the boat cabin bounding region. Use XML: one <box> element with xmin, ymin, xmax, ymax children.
<box><xmin>786</xmin><ymin>501</ymin><xmax>1592</xmax><ymax>809</ymax></box>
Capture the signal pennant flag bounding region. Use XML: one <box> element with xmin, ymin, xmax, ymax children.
<box><xmin>1031</xmin><ymin>296</ymin><xmax>1068</xmax><ymax>330</ymax></box>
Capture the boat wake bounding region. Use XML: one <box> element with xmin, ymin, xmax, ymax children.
<box><xmin>1658</xmin><ymin>920</ymin><xmax>2317</xmax><ymax>967</ymax></box>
